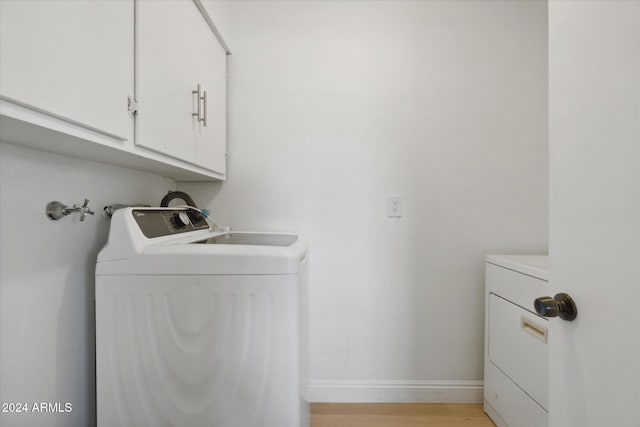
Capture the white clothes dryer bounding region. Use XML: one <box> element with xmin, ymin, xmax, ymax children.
<box><xmin>95</xmin><ymin>207</ymin><xmax>309</xmax><ymax>427</ymax></box>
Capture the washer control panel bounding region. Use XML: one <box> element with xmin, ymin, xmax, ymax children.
<box><xmin>132</xmin><ymin>209</ymin><xmax>209</xmax><ymax>238</ymax></box>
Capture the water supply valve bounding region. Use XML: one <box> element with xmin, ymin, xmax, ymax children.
<box><xmin>46</xmin><ymin>199</ymin><xmax>95</xmax><ymax>222</ymax></box>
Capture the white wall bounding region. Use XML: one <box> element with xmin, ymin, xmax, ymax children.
<box><xmin>180</xmin><ymin>0</ymin><xmax>548</xmax><ymax>402</ymax></box>
<box><xmin>548</xmin><ymin>1</ymin><xmax>640</xmax><ymax>425</ymax></box>
<box><xmin>0</xmin><ymin>142</ymin><xmax>174</xmax><ymax>427</ymax></box>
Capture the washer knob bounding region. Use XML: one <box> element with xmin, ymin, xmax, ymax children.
<box><xmin>172</xmin><ymin>212</ymin><xmax>191</xmax><ymax>228</ymax></box>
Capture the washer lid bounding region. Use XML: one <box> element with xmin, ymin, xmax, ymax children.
<box><xmin>96</xmin><ymin>208</ymin><xmax>307</xmax><ymax>275</ymax></box>
<box><xmin>192</xmin><ymin>233</ymin><xmax>298</xmax><ymax>247</ymax></box>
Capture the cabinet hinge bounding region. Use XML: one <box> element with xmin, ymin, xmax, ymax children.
<box><xmin>127</xmin><ymin>96</ymin><xmax>139</xmax><ymax>115</ymax></box>
<box><xmin>225</xmin><ymin>73</ymin><xmax>228</xmax><ymax>83</ymax></box>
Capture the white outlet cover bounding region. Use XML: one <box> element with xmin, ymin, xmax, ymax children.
<box><xmin>387</xmin><ymin>195</ymin><xmax>402</xmax><ymax>217</ymax></box>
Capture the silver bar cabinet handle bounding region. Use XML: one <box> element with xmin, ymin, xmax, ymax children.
<box><xmin>202</xmin><ymin>90</ymin><xmax>207</xmax><ymax>127</ymax></box>
<box><xmin>192</xmin><ymin>84</ymin><xmax>201</xmax><ymax>121</ymax></box>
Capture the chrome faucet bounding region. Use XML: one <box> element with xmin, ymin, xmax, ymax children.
<box><xmin>46</xmin><ymin>199</ymin><xmax>95</xmax><ymax>221</ymax></box>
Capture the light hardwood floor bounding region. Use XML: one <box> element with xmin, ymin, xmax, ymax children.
<box><xmin>311</xmin><ymin>403</ymin><xmax>496</xmax><ymax>427</ymax></box>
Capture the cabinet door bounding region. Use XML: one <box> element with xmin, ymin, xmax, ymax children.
<box><xmin>0</xmin><ymin>0</ymin><xmax>133</xmax><ymax>141</ymax></box>
<box><xmin>194</xmin><ymin>22</ymin><xmax>227</xmax><ymax>175</ymax></box>
<box><xmin>136</xmin><ymin>0</ymin><xmax>205</xmax><ymax>164</ymax></box>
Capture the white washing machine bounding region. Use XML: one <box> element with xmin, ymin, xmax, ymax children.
<box><xmin>95</xmin><ymin>207</ymin><xmax>309</xmax><ymax>427</ymax></box>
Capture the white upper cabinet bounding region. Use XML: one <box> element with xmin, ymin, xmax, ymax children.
<box><xmin>136</xmin><ymin>0</ymin><xmax>227</xmax><ymax>176</ymax></box>
<box><xmin>194</xmin><ymin>21</ymin><xmax>227</xmax><ymax>174</ymax></box>
<box><xmin>0</xmin><ymin>0</ymin><xmax>227</xmax><ymax>181</ymax></box>
<box><xmin>0</xmin><ymin>0</ymin><xmax>133</xmax><ymax>142</ymax></box>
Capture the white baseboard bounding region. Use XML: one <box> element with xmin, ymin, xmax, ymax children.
<box><xmin>306</xmin><ymin>380</ymin><xmax>484</xmax><ymax>404</ymax></box>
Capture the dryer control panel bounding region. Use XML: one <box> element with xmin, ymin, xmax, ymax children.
<box><xmin>132</xmin><ymin>209</ymin><xmax>209</xmax><ymax>238</ymax></box>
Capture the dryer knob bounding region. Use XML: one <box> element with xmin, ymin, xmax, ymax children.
<box><xmin>172</xmin><ymin>212</ymin><xmax>191</xmax><ymax>228</ymax></box>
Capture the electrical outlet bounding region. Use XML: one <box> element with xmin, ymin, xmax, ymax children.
<box><xmin>387</xmin><ymin>195</ymin><xmax>402</xmax><ymax>217</ymax></box>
